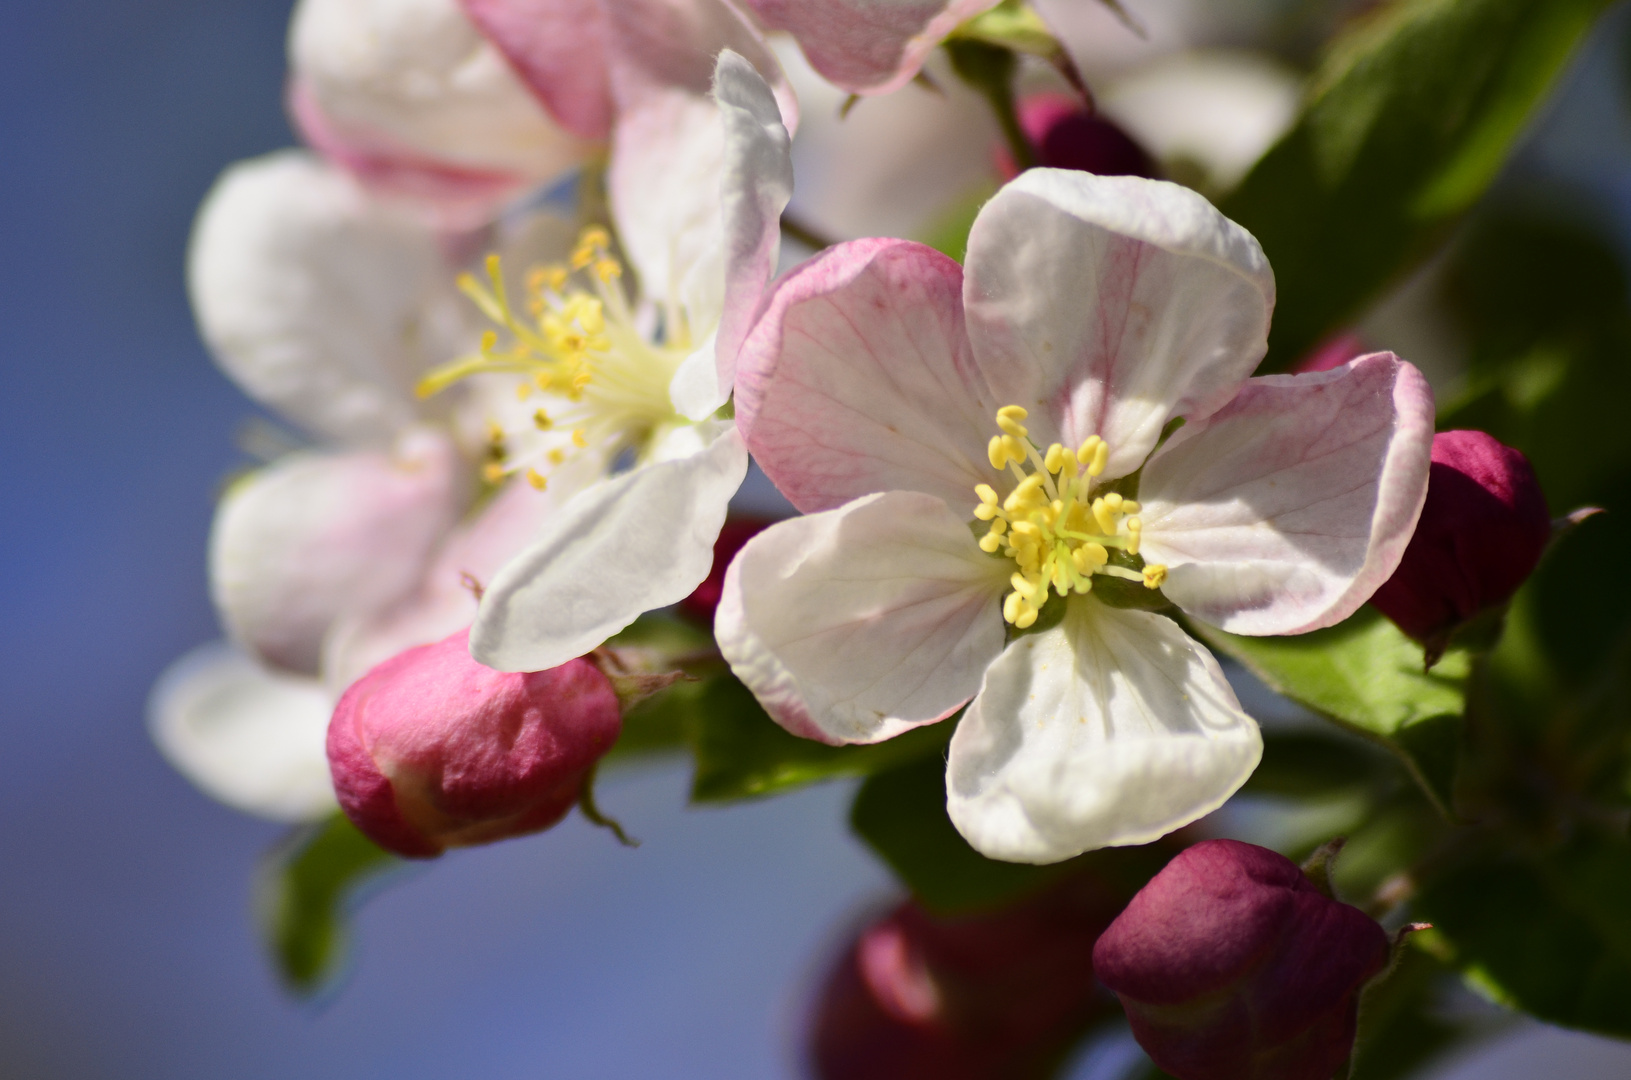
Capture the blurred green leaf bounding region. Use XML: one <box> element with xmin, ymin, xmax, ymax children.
<box><xmin>1350</xmin><ymin>946</ymin><xmax>1486</xmax><ymax>1080</ymax></box>
<box><xmin>1414</xmin><ymin>832</ymin><xmax>1631</xmax><ymax>1037</ymax></box>
<box><xmin>1243</xmin><ymin>729</ymin><xmax>1392</xmax><ymax>799</ymax></box>
<box><xmin>1192</xmin><ymin>608</ymin><xmax>1469</xmax><ymax>814</ymax></box>
<box><xmin>255</xmin><ymin>813</ymin><xmax>399</xmax><ymax>995</ymax></box>
<box><xmin>1223</xmin><ymin>0</ymin><xmax>1611</xmax><ymax>370</ymax></box>
<box><xmin>685</xmin><ymin>674</ymin><xmax>952</xmax><ymax>803</ymax></box>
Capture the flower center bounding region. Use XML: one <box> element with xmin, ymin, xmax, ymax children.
<box><xmin>417</xmin><ymin>227</ymin><xmax>689</xmax><ymax>491</ymax></box>
<box><xmin>975</xmin><ymin>406</ymin><xmax>1167</xmax><ymax>629</ymax></box>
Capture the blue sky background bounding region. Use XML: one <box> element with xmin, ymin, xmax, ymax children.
<box><xmin>3</xmin><ymin>2</ymin><xmax>1631</xmax><ymax>1076</ymax></box>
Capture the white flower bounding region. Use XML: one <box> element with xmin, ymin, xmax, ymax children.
<box><xmin>717</xmin><ymin>169</ymin><xmax>1435</xmax><ymax>863</ymax></box>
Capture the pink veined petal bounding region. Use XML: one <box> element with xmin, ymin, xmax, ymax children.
<box><xmin>1137</xmin><ymin>352</ymin><xmax>1436</xmax><ymax>636</ymax></box>
<box><xmin>716</xmin><ymin>490</ymin><xmax>1010</xmax><ymax>745</ymax></box>
<box><xmin>604</xmin><ymin>0</ymin><xmax>797</xmax><ymax>124</ymax></box>
<box><xmin>457</xmin><ymin>0</ymin><xmax>616</xmax><ymax>140</ymax></box>
<box><xmin>963</xmin><ymin>170</ymin><xmax>1274</xmax><ymax>480</ymax></box>
<box><xmin>734</xmin><ymin>238</ymin><xmax>1001</xmax><ymax>513</ymax></box>
<box><xmin>746</xmin><ymin>0</ymin><xmax>1001</xmax><ymax>96</ymax></box>
<box><xmin>289</xmin><ymin>80</ymin><xmax>533</xmax><ymax>229</ymax></box>
<box><xmin>947</xmin><ymin>600</ymin><xmax>1261</xmax><ymax>864</ymax></box>
<box><xmin>210</xmin><ymin>430</ymin><xmax>466</xmax><ymax>676</ymax></box>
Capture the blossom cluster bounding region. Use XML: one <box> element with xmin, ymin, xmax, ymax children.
<box><xmin>147</xmin><ymin>1</ymin><xmax>1568</xmax><ymax>1074</ymax></box>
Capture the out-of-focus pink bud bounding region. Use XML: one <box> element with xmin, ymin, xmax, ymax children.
<box><xmin>996</xmin><ymin>93</ymin><xmax>1157</xmax><ymax>181</ymax></box>
<box><xmin>1093</xmin><ymin>839</ymin><xmax>1389</xmax><ymax>1080</ymax></box>
<box><xmin>327</xmin><ymin>628</ymin><xmax>621</xmax><ymax>857</ymax></box>
<box><xmin>679</xmin><ymin>516</ymin><xmax>774</xmax><ymax>625</ymax></box>
<box><xmin>1292</xmin><ymin>330</ymin><xmax>1369</xmax><ymax>375</ymax></box>
<box><xmin>1369</xmin><ymin>430</ymin><xmax>1551</xmax><ymax>647</ymax></box>
<box><xmin>809</xmin><ymin>876</ymin><xmax>1122</xmax><ymax>1080</ymax></box>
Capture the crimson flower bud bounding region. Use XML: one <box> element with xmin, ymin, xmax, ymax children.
<box><xmin>1093</xmin><ymin>840</ymin><xmax>1389</xmax><ymax>1080</ymax></box>
<box><xmin>997</xmin><ymin>93</ymin><xmax>1157</xmax><ymax>181</ymax></box>
<box><xmin>679</xmin><ymin>515</ymin><xmax>773</xmax><ymax>624</ymax></box>
<box><xmin>1369</xmin><ymin>430</ymin><xmax>1550</xmax><ymax>647</ymax></box>
<box><xmin>809</xmin><ymin>877</ymin><xmax>1122</xmax><ymax>1080</ymax></box>
<box><xmin>326</xmin><ymin>628</ymin><xmax>621</xmax><ymax>858</ymax></box>
<box><xmin>1291</xmin><ymin>331</ymin><xmax>1368</xmax><ymax>375</ymax></box>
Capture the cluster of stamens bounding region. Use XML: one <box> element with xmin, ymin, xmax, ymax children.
<box><xmin>975</xmin><ymin>406</ymin><xmax>1167</xmax><ymax>629</ymax></box>
<box><xmin>416</xmin><ymin>227</ymin><xmax>685</xmax><ymax>492</ymax></box>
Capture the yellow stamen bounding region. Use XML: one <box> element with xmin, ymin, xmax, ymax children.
<box><xmin>526</xmin><ymin>468</ymin><xmax>548</xmax><ymax>491</ymax></box>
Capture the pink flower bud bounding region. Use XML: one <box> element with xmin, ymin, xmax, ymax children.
<box><xmin>1093</xmin><ymin>840</ymin><xmax>1389</xmax><ymax>1080</ymax></box>
<box><xmin>1291</xmin><ymin>331</ymin><xmax>1369</xmax><ymax>375</ymax></box>
<box><xmin>1369</xmin><ymin>430</ymin><xmax>1551</xmax><ymax>645</ymax></box>
<box><xmin>679</xmin><ymin>515</ymin><xmax>773</xmax><ymax>625</ymax></box>
<box><xmin>326</xmin><ymin>628</ymin><xmax>621</xmax><ymax>857</ymax></box>
<box><xmin>809</xmin><ymin>877</ymin><xmax>1122</xmax><ymax>1079</ymax></box>
<box><xmin>997</xmin><ymin>93</ymin><xmax>1157</xmax><ymax>181</ymax></box>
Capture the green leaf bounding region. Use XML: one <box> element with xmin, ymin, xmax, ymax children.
<box><xmin>1414</xmin><ymin>833</ymin><xmax>1631</xmax><ymax>1037</ymax></box>
<box><xmin>1191</xmin><ymin>608</ymin><xmax>1469</xmax><ymax>814</ymax></box>
<box><xmin>1222</xmin><ymin>0</ymin><xmax>1612</xmax><ymax>371</ymax></box>
<box><xmin>685</xmin><ymin>674</ymin><xmax>952</xmax><ymax>803</ymax></box>
<box><xmin>254</xmin><ymin>813</ymin><xmax>399</xmax><ymax>995</ymax></box>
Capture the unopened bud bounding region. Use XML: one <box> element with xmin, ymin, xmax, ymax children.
<box><xmin>1093</xmin><ymin>839</ymin><xmax>1389</xmax><ymax>1080</ymax></box>
<box><xmin>679</xmin><ymin>515</ymin><xmax>773</xmax><ymax>624</ymax></box>
<box><xmin>809</xmin><ymin>877</ymin><xmax>1122</xmax><ymax>1079</ymax></box>
<box><xmin>996</xmin><ymin>93</ymin><xmax>1157</xmax><ymax>181</ymax></box>
<box><xmin>326</xmin><ymin>628</ymin><xmax>621</xmax><ymax>858</ymax></box>
<box><xmin>1369</xmin><ymin>430</ymin><xmax>1550</xmax><ymax>651</ymax></box>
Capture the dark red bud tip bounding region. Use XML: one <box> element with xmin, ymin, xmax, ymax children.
<box><xmin>810</xmin><ymin>878</ymin><xmax>1123</xmax><ymax>1080</ymax></box>
<box><xmin>679</xmin><ymin>515</ymin><xmax>774</xmax><ymax>625</ymax></box>
<box><xmin>996</xmin><ymin>93</ymin><xmax>1159</xmax><ymax>181</ymax></box>
<box><xmin>1093</xmin><ymin>839</ymin><xmax>1389</xmax><ymax>1080</ymax></box>
<box><xmin>326</xmin><ymin>628</ymin><xmax>622</xmax><ymax>858</ymax></box>
<box><xmin>1369</xmin><ymin>430</ymin><xmax>1551</xmax><ymax>644</ymax></box>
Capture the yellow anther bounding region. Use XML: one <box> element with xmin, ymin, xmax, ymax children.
<box><xmin>987</xmin><ymin>436</ymin><xmax>1009</xmax><ymax>470</ymax></box>
<box><xmin>547</xmin><ymin>448</ymin><xmax>566</xmax><ymax>465</ymax></box>
<box><xmin>1089</xmin><ymin>440</ymin><xmax>1110</xmax><ymax>476</ymax></box>
<box><xmin>1014</xmin><ymin>606</ymin><xmax>1038</xmax><ymax>629</ymax></box>
<box><xmin>997</xmin><ymin>414</ymin><xmax>1028</xmax><ymax>438</ymax></box>
<box><xmin>1077</xmin><ymin>435</ymin><xmax>1101</xmax><ymax>462</ymax></box>
<box><xmin>1044</xmin><ymin>443</ymin><xmax>1065</xmax><ymax>473</ymax></box>
<box><xmin>515</xmin><ymin>381</ymin><xmax>533</xmax><ymax>400</ymax></box>
<box><xmin>571</xmin><ymin>428</ymin><xmax>588</xmax><ymax>448</ymax></box>
<box><xmin>1084</xmin><ymin>542</ymin><xmax>1109</xmax><ymax>567</ymax></box>
<box><xmin>989</xmin><ymin>519</ymin><xmax>1007</xmax><ymax>536</ymax></box>
<box><xmin>979</xmin><ymin>532</ymin><xmax>1003</xmax><ymax>553</ymax></box>
<box><xmin>1120</xmin><ymin>500</ymin><xmax>1141</xmax><ymax>515</ymax></box>
<box><xmin>1143</xmin><ymin>564</ymin><xmax>1168</xmax><ymax>589</ymax></box>
<box><xmin>997</xmin><ymin>405</ymin><xmax>1028</xmax><ymax>422</ymax></box>
<box><xmin>974</xmin><ymin>502</ymin><xmax>1000</xmax><ymax>521</ymax></box>
<box><xmin>482</xmin><ymin>461</ymin><xmax>507</xmax><ymax>484</ymax></box>
<box><xmin>976</xmin><ymin>484</ymin><xmax>999</xmax><ymax>505</ymax></box>
<box><xmin>1103</xmin><ymin>493</ymin><xmax>1123</xmax><ymax>513</ymax></box>
<box><xmin>1092</xmin><ymin>497</ymin><xmax>1117</xmax><ymax>536</ymax></box>
<box><xmin>1001</xmin><ymin>434</ymin><xmax>1027</xmax><ymax>464</ymax></box>
<box><xmin>594</xmin><ymin>257</ymin><xmax>622</xmax><ymax>282</ymax></box>
<box><xmin>526</xmin><ymin>468</ymin><xmax>548</xmax><ymax>491</ymax></box>
<box><xmin>1003</xmin><ymin>592</ymin><xmax>1024</xmax><ymax>624</ymax></box>
<box><xmin>533</xmin><ymin>409</ymin><xmax>552</xmax><ymax>430</ymax></box>
<box><xmin>1005</xmin><ymin>474</ymin><xmax>1045</xmax><ymax>512</ymax></box>
<box><xmin>1126</xmin><ymin>516</ymin><xmax>1143</xmax><ymax>556</ymax></box>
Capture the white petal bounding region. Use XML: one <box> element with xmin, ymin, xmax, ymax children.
<box><xmin>1138</xmin><ymin>353</ymin><xmax>1436</xmax><ymax>635</ymax></box>
<box><xmin>947</xmin><ymin>600</ymin><xmax>1261</xmax><ymax>864</ymax></box>
<box><xmin>470</xmin><ymin>424</ymin><xmax>749</xmax><ymax>671</ymax></box>
<box><xmin>188</xmin><ymin>151</ymin><xmax>458</xmax><ymax>444</ymax></box>
<box><xmin>289</xmin><ymin>0</ymin><xmax>592</xmax><ymax>181</ymax></box>
<box><xmin>210</xmin><ymin>430</ymin><xmax>465</xmax><ymax>675</ymax></box>
<box><xmin>716</xmin><ymin>490</ymin><xmax>1009</xmax><ymax>745</ymax></box>
<box><xmin>149</xmin><ymin>642</ymin><xmax>337</xmax><ymax>822</ymax></box>
<box><xmin>963</xmin><ymin>169</ymin><xmax>1274</xmax><ymax>479</ymax></box>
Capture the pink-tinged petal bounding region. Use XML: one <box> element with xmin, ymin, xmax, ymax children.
<box><xmin>947</xmin><ymin>600</ymin><xmax>1261</xmax><ymax>864</ymax></box>
<box><xmin>148</xmin><ymin>642</ymin><xmax>337</xmax><ymax>822</ymax></box>
<box><xmin>717</xmin><ymin>490</ymin><xmax>1009</xmax><ymax>745</ymax></box>
<box><xmin>606</xmin><ymin>6</ymin><xmax>795</xmax><ymax>326</ymax></box>
<box><xmin>457</xmin><ymin>0</ymin><xmax>615</xmax><ymax>139</ymax></box>
<box><xmin>963</xmin><ymin>170</ymin><xmax>1274</xmax><ymax>479</ymax></box>
<box><xmin>288</xmin><ymin>80</ymin><xmax>534</xmax><ymax>229</ymax></box>
<box><xmin>322</xmin><ymin>454</ymin><xmax>599</xmax><ymax>691</ymax></box>
<box><xmin>471</xmin><ymin>424</ymin><xmax>749</xmax><ymax>672</ymax></box>
<box><xmin>748</xmin><ymin>0</ymin><xmax>1000</xmax><ymax>95</ymax></box>
<box><xmin>188</xmin><ymin>151</ymin><xmax>458</xmax><ymax>444</ymax></box>
<box><xmin>1137</xmin><ymin>353</ymin><xmax>1435</xmax><ymax>636</ymax></box>
<box><xmin>211</xmin><ymin>430</ymin><xmax>466</xmax><ymax>676</ymax></box>
<box><xmin>734</xmin><ymin>238</ymin><xmax>1000</xmax><ymax>513</ymax></box>
<box><xmin>289</xmin><ymin>0</ymin><xmax>594</xmax><ymax>186</ymax></box>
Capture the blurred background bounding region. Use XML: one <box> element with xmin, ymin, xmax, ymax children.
<box><xmin>4</xmin><ymin>1</ymin><xmax>1631</xmax><ymax>1076</ymax></box>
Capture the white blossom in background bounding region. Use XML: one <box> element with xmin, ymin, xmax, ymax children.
<box><xmin>718</xmin><ymin>169</ymin><xmax>1435</xmax><ymax>863</ymax></box>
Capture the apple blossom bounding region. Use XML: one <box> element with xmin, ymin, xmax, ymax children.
<box><xmin>327</xmin><ymin>628</ymin><xmax>622</xmax><ymax>857</ymax></box>
<box><xmin>432</xmin><ymin>51</ymin><xmax>796</xmax><ymax>674</ymax></box>
<box><xmin>1093</xmin><ymin>839</ymin><xmax>1390</xmax><ymax>1080</ymax></box>
<box><xmin>719</xmin><ymin>169</ymin><xmax>1434</xmax><ymax>863</ymax></box>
